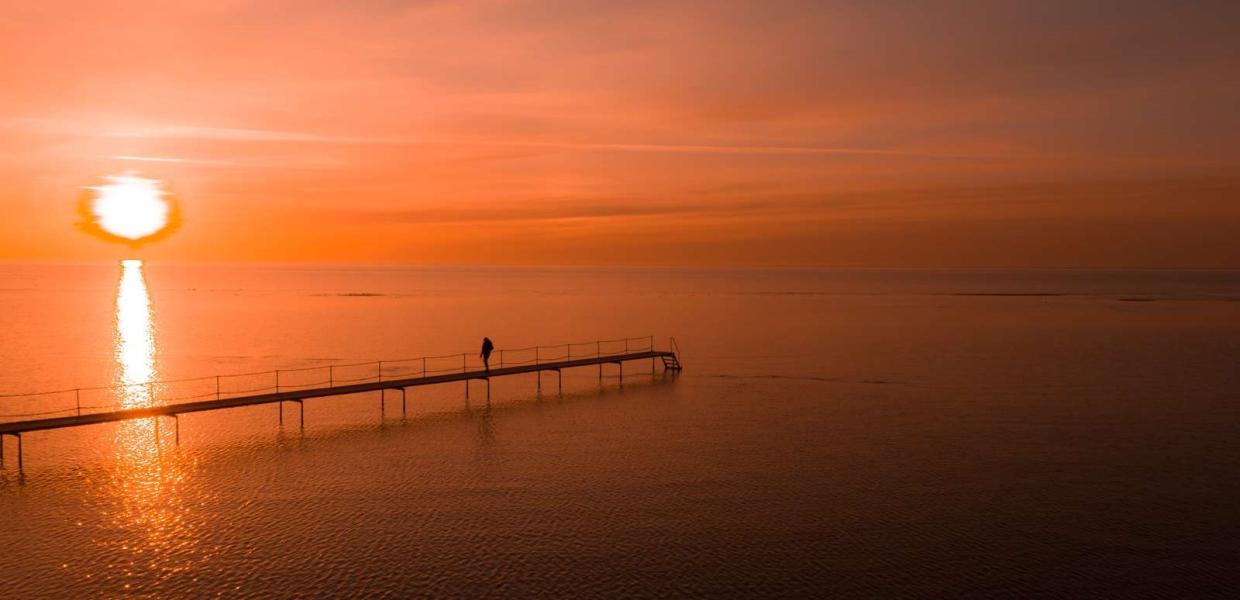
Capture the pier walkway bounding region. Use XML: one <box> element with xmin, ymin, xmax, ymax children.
<box><xmin>0</xmin><ymin>336</ymin><xmax>683</xmax><ymax>473</ymax></box>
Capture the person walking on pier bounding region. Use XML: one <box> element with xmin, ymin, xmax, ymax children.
<box><xmin>480</xmin><ymin>337</ymin><xmax>495</xmax><ymax>372</ymax></box>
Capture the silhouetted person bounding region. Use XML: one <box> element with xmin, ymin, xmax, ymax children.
<box><xmin>480</xmin><ymin>337</ymin><xmax>494</xmax><ymax>372</ymax></box>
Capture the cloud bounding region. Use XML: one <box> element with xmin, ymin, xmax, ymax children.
<box><xmin>108</xmin><ymin>155</ymin><xmax>239</xmax><ymax>167</ymax></box>
<box><xmin>11</xmin><ymin>117</ymin><xmax>955</xmax><ymax>158</ymax></box>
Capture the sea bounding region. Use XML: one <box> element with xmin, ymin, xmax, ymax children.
<box><xmin>1</xmin><ymin>263</ymin><xmax>1238</xmax><ymax>598</ymax></box>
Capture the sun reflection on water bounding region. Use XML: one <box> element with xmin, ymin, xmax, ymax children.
<box><xmin>95</xmin><ymin>259</ymin><xmax>207</xmax><ymax>591</ymax></box>
<box><xmin>116</xmin><ymin>259</ymin><xmax>157</xmax><ymax>408</ymax></box>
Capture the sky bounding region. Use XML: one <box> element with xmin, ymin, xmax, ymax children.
<box><xmin>1</xmin><ymin>0</ymin><xmax>1238</xmax><ymax>267</ymax></box>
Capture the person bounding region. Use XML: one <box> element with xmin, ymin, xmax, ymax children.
<box><xmin>480</xmin><ymin>337</ymin><xmax>494</xmax><ymax>372</ymax></box>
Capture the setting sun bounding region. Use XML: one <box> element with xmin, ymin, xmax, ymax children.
<box><xmin>87</xmin><ymin>175</ymin><xmax>171</xmax><ymax>241</ymax></box>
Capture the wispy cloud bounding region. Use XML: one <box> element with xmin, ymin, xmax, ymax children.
<box><xmin>487</xmin><ymin>140</ymin><xmax>961</xmax><ymax>158</ymax></box>
<box><xmin>108</xmin><ymin>155</ymin><xmax>240</xmax><ymax>167</ymax></box>
<box><xmin>8</xmin><ymin>117</ymin><xmax>966</xmax><ymax>159</ymax></box>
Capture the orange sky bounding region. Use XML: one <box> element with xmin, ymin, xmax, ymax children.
<box><xmin>2</xmin><ymin>1</ymin><xmax>1238</xmax><ymax>267</ymax></box>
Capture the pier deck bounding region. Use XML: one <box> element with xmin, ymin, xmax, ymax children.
<box><xmin>0</xmin><ymin>337</ymin><xmax>683</xmax><ymax>472</ymax></box>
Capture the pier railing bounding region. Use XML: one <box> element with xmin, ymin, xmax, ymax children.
<box><xmin>0</xmin><ymin>336</ymin><xmax>656</xmax><ymax>423</ymax></box>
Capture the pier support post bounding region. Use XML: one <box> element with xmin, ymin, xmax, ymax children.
<box><xmin>0</xmin><ymin>433</ymin><xmax>21</xmax><ymax>473</ymax></box>
<box><xmin>557</xmin><ymin>369</ymin><xmax>562</xmax><ymax>395</ymax></box>
<box><xmin>297</xmin><ymin>400</ymin><xmax>304</xmax><ymax>429</ymax></box>
<box><xmin>380</xmin><ymin>389</ymin><xmax>385</xmax><ymax>419</ymax></box>
<box><xmin>537</xmin><ymin>371</ymin><xmax>542</xmax><ymax>393</ymax></box>
<box><xmin>400</xmin><ymin>388</ymin><xmax>406</xmax><ymax>418</ymax></box>
<box><xmin>465</xmin><ymin>379</ymin><xmax>470</xmax><ymax>400</ymax></box>
<box><xmin>487</xmin><ymin>378</ymin><xmax>491</xmax><ymax>401</ymax></box>
<box><xmin>174</xmin><ymin>415</ymin><xmax>180</xmax><ymax>446</ymax></box>
<box><xmin>279</xmin><ymin>401</ymin><xmax>284</xmax><ymax>426</ymax></box>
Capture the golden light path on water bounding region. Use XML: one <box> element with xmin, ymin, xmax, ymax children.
<box><xmin>116</xmin><ymin>259</ymin><xmax>157</xmax><ymax>406</ymax></box>
<box><xmin>95</xmin><ymin>259</ymin><xmax>204</xmax><ymax>589</ymax></box>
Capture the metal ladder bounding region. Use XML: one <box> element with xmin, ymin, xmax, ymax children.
<box><xmin>662</xmin><ymin>337</ymin><xmax>684</xmax><ymax>371</ymax></box>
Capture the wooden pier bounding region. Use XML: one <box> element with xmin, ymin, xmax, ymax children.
<box><xmin>0</xmin><ymin>337</ymin><xmax>683</xmax><ymax>473</ymax></box>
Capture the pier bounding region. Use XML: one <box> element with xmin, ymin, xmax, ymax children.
<box><xmin>0</xmin><ymin>336</ymin><xmax>683</xmax><ymax>473</ymax></box>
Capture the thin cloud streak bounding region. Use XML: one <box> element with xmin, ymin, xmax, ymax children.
<box><xmin>11</xmin><ymin>117</ymin><xmax>974</xmax><ymax>159</ymax></box>
<box><xmin>105</xmin><ymin>154</ymin><xmax>339</xmax><ymax>170</ymax></box>
<box><xmin>109</xmin><ymin>155</ymin><xmax>239</xmax><ymax>167</ymax></box>
<box><xmin>135</xmin><ymin>124</ymin><xmax>951</xmax><ymax>158</ymax></box>
<box><xmin>498</xmin><ymin>140</ymin><xmax>971</xmax><ymax>159</ymax></box>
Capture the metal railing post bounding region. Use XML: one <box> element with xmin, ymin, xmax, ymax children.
<box><xmin>275</xmin><ymin>370</ymin><xmax>281</xmax><ymax>393</ymax></box>
<box><xmin>216</xmin><ymin>376</ymin><xmax>221</xmax><ymax>400</ymax></box>
<box><xmin>75</xmin><ymin>389</ymin><xmax>81</xmax><ymax>416</ymax></box>
<box><xmin>329</xmin><ymin>365</ymin><xmax>334</xmax><ymax>386</ymax></box>
<box><xmin>378</xmin><ymin>361</ymin><xmax>383</xmax><ymax>383</ymax></box>
<box><xmin>422</xmin><ymin>357</ymin><xmax>427</xmax><ymax>377</ymax></box>
<box><xmin>535</xmin><ymin>346</ymin><xmax>540</xmax><ymax>365</ymax></box>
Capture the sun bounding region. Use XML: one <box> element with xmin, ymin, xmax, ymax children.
<box><xmin>86</xmin><ymin>175</ymin><xmax>173</xmax><ymax>241</ymax></box>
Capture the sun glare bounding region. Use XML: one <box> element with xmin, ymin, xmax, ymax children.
<box><xmin>89</xmin><ymin>175</ymin><xmax>171</xmax><ymax>240</ymax></box>
<box><xmin>116</xmin><ymin>259</ymin><xmax>157</xmax><ymax>408</ymax></box>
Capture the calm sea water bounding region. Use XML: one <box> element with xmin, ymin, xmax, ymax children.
<box><xmin>1</xmin><ymin>264</ymin><xmax>1238</xmax><ymax>598</ymax></box>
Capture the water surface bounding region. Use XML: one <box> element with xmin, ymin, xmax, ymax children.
<box><xmin>1</xmin><ymin>265</ymin><xmax>1238</xmax><ymax>597</ymax></box>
